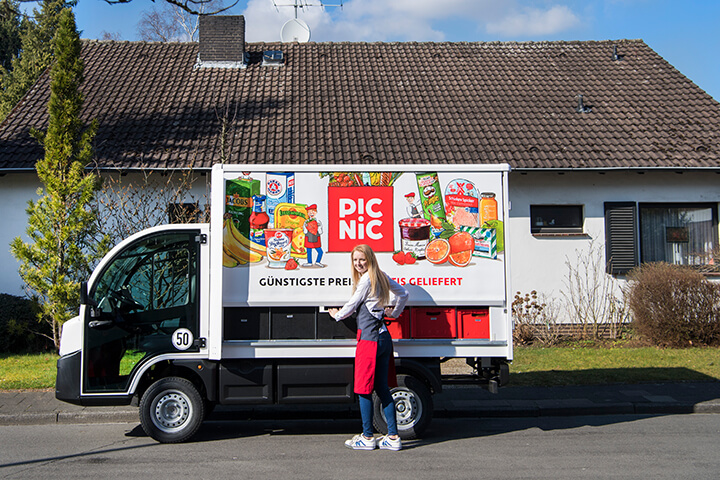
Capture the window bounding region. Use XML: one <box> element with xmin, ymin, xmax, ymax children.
<box><xmin>530</xmin><ymin>205</ymin><xmax>584</xmax><ymax>234</ymax></box>
<box><xmin>605</xmin><ymin>202</ymin><xmax>718</xmax><ymax>274</ymax></box>
<box><xmin>639</xmin><ymin>203</ymin><xmax>718</xmax><ymax>266</ymax></box>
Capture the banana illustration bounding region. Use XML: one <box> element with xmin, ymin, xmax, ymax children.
<box><xmin>223</xmin><ymin>220</ymin><xmax>254</xmax><ymax>265</ymax></box>
<box><xmin>230</xmin><ymin>223</ymin><xmax>267</xmax><ymax>255</ymax></box>
<box><xmin>223</xmin><ymin>247</ymin><xmax>240</xmax><ymax>268</ymax></box>
<box><xmin>224</xmin><ymin>219</ymin><xmax>264</xmax><ymax>263</ymax></box>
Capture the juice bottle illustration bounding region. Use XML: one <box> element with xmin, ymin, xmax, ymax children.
<box><xmin>249</xmin><ymin>195</ymin><xmax>270</xmax><ymax>248</ymax></box>
<box><xmin>480</xmin><ymin>192</ymin><xmax>498</xmax><ymax>225</ymax></box>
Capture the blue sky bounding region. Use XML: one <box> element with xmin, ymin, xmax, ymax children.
<box><xmin>63</xmin><ymin>0</ymin><xmax>720</xmax><ymax>101</ymax></box>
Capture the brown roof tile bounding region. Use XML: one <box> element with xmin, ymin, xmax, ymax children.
<box><xmin>2</xmin><ymin>39</ymin><xmax>720</xmax><ymax>170</ymax></box>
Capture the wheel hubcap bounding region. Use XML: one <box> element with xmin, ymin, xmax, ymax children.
<box><xmin>393</xmin><ymin>389</ymin><xmax>421</xmax><ymax>428</ymax></box>
<box><xmin>153</xmin><ymin>390</ymin><xmax>191</xmax><ymax>432</ymax></box>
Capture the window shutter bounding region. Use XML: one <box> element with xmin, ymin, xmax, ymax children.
<box><xmin>604</xmin><ymin>202</ymin><xmax>638</xmax><ymax>274</ymax></box>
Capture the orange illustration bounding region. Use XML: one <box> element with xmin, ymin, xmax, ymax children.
<box><xmin>448</xmin><ymin>231</ymin><xmax>474</xmax><ymax>267</ymax></box>
<box><xmin>425</xmin><ymin>238</ymin><xmax>450</xmax><ymax>264</ymax></box>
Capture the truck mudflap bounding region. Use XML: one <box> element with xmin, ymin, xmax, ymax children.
<box><xmin>56</xmin><ymin>351</ymin><xmax>82</xmax><ymax>405</ymax></box>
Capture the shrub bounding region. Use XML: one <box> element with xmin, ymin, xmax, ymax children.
<box><xmin>512</xmin><ymin>291</ymin><xmax>560</xmax><ymax>346</ymax></box>
<box><xmin>626</xmin><ymin>263</ymin><xmax>720</xmax><ymax>347</ymax></box>
<box><xmin>0</xmin><ymin>294</ymin><xmax>54</xmax><ymax>353</ymax></box>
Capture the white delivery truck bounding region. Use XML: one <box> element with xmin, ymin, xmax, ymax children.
<box><xmin>56</xmin><ymin>164</ymin><xmax>512</xmax><ymax>443</ymax></box>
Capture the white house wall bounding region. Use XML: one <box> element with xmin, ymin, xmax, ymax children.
<box><xmin>1</xmin><ymin>172</ymin><xmax>41</xmax><ymax>296</ymax></box>
<box><xmin>508</xmin><ymin>170</ymin><xmax>720</xmax><ymax>322</ymax></box>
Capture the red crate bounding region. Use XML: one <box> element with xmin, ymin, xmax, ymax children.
<box><xmin>384</xmin><ymin>310</ymin><xmax>411</xmax><ymax>339</ymax></box>
<box><xmin>411</xmin><ymin>308</ymin><xmax>457</xmax><ymax>339</ymax></box>
<box><xmin>458</xmin><ymin>308</ymin><xmax>490</xmax><ymax>339</ymax></box>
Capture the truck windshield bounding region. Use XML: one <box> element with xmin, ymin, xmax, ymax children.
<box><xmin>84</xmin><ymin>231</ymin><xmax>200</xmax><ymax>393</ymax></box>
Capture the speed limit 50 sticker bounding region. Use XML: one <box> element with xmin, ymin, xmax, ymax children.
<box><xmin>172</xmin><ymin>328</ymin><xmax>194</xmax><ymax>351</ymax></box>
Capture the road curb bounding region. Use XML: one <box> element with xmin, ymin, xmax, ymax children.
<box><xmin>3</xmin><ymin>382</ymin><xmax>720</xmax><ymax>426</ymax></box>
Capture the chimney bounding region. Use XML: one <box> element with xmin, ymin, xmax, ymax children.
<box><xmin>196</xmin><ymin>15</ymin><xmax>246</xmax><ymax>69</ymax></box>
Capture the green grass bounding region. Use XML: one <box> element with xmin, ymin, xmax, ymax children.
<box><xmin>511</xmin><ymin>346</ymin><xmax>720</xmax><ymax>386</ymax></box>
<box><xmin>2</xmin><ymin>347</ymin><xmax>720</xmax><ymax>390</ymax></box>
<box><xmin>0</xmin><ymin>353</ymin><xmax>58</xmax><ymax>390</ymax></box>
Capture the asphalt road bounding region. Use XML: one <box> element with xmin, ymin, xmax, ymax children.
<box><xmin>1</xmin><ymin>414</ymin><xmax>719</xmax><ymax>479</ymax></box>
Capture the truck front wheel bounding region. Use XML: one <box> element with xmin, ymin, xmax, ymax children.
<box><xmin>372</xmin><ymin>374</ymin><xmax>433</xmax><ymax>440</ymax></box>
<box><xmin>139</xmin><ymin>377</ymin><xmax>205</xmax><ymax>443</ymax></box>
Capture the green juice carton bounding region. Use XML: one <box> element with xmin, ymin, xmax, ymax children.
<box><xmin>225</xmin><ymin>174</ymin><xmax>261</xmax><ymax>241</ymax></box>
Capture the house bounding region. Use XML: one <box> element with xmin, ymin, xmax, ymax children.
<box><xmin>1</xmin><ymin>16</ymin><xmax>718</xmax><ymax>322</ymax></box>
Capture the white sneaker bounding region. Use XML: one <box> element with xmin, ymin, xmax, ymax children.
<box><xmin>378</xmin><ymin>435</ymin><xmax>402</xmax><ymax>451</ymax></box>
<box><xmin>344</xmin><ymin>434</ymin><xmax>377</xmax><ymax>450</ymax></box>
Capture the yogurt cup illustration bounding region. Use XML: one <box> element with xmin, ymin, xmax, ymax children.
<box><xmin>264</xmin><ymin>228</ymin><xmax>294</xmax><ymax>268</ymax></box>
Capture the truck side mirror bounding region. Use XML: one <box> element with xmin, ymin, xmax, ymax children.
<box><xmin>79</xmin><ymin>281</ymin><xmax>96</xmax><ymax>306</ymax></box>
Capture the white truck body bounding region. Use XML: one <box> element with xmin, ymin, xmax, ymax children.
<box><xmin>56</xmin><ymin>163</ymin><xmax>512</xmax><ymax>442</ymax></box>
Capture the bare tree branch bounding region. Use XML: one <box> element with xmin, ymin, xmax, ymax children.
<box><xmin>138</xmin><ymin>0</ymin><xmax>225</xmax><ymax>42</ymax></box>
<box><xmin>104</xmin><ymin>0</ymin><xmax>236</xmax><ymax>16</ymax></box>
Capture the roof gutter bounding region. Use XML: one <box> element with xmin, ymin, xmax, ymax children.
<box><xmin>3</xmin><ymin>166</ymin><xmax>720</xmax><ymax>174</ymax></box>
<box><xmin>511</xmin><ymin>166</ymin><xmax>720</xmax><ymax>173</ymax></box>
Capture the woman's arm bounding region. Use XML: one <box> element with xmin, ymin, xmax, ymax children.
<box><xmin>329</xmin><ymin>274</ymin><xmax>371</xmax><ymax>320</ymax></box>
<box><xmin>384</xmin><ymin>274</ymin><xmax>409</xmax><ymax>318</ymax></box>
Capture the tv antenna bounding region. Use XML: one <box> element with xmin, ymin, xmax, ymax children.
<box><xmin>273</xmin><ymin>0</ymin><xmax>343</xmax><ymax>43</ymax></box>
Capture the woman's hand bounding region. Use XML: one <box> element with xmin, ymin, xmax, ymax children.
<box><xmin>327</xmin><ymin>307</ymin><xmax>339</xmax><ymax>319</ymax></box>
<box><xmin>383</xmin><ymin>306</ymin><xmax>396</xmax><ymax>318</ymax></box>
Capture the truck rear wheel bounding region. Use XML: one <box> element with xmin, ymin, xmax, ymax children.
<box><xmin>139</xmin><ymin>377</ymin><xmax>205</xmax><ymax>443</ymax></box>
<box><xmin>372</xmin><ymin>374</ymin><xmax>433</xmax><ymax>440</ymax></box>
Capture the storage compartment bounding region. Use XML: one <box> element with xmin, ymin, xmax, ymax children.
<box><xmin>411</xmin><ymin>307</ymin><xmax>457</xmax><ymax>338</ymax></box>
<box><xmin>271</xmin><ymin>307</ymin><xmax>316</xmax><ymax>339</ymax></box>
<box><xmin>277</xmin><ymin>361</ymin><xmax>354</xmax><ymax>403</ymax></box>
<box><xmin>224</xmin><ymin>307</ymin><xmax>270</xmax><ymax>340</ymax></box>
<box><xmin>219</xmin><ymin>360</ymin><xmax>273</xmax><ymax>404</ymax></box>
<box><xmin>317</xmin><ymin>311</ymin><xmax>357</xmax><ymax>339</ymax></box>
<box><xmin>458</xmin><ymin>308</ymin><xmax>490</xmax><ymax>339</ymax></box>
<box><xmin>385</xmin><ymin>309</ymin><xmax>411</xmax><ymax>339</ymax></box>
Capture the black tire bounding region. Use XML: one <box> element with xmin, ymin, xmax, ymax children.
<box><xmin>139</xmin><ymin>377</ymin><xmax>205</xmax><ymax>443</ymax></box>
<box><xmin>372</xmin><ymin>374</ymin><xmax>433</xmax><ymax>440</ymax></box>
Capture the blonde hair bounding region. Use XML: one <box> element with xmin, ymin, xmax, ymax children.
<box><xmin>351</xmin><ymin>244</ymin><xmax>390</xmax><ymax>307</ymax></box>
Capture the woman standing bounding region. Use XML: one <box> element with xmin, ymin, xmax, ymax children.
<box><xmin>329</xmin><ymin>244</ymin><xmax>409</xmax><ymax>451</ymax></box>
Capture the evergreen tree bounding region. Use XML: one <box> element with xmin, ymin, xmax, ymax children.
<box><xmin>11</xmin><ymin>7</ymin><xmax>108</xmax><ymax>350</ymax></box>
<box><xmin>0</xmin><ymin>0</ymin><xmax>73</xmax><ymax>121</ymax></box>
<box><xmin>0</xmin><ymin>0</ymin><xmax>23</xmax><ymax>71</ymax></box>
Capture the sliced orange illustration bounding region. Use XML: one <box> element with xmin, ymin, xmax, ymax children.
<box><xmin>448</xmin><ymin>249</ymin><xmax>472</xmax><ymax>267</ymax></box>
<box><xmin>425</xmin><ymin>238</ymin><xmax>450</xmax><ymax>264</ymax></box>
<box><xmin>447</xmin><ymin>231</ymin><xmax>474</xmax><ymax>267</ymax></box>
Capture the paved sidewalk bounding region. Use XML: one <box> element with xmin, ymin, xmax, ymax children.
<box><xmin>2</xmin><ymin>381</ymin><xmax>720</xmax><ymax>426</ymax></box>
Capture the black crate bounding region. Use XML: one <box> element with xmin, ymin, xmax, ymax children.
<box><xmin>271</xmin><ymin>307</ymin><xmax>316</xmax><ymax>339</ymax></box>
<box><xmin>317</xmin><ymin>311</ymin><xmax>357</xmax><ymax>339</ymax></box>
<box><xmin>224</xmin><ymin>307</ymin><xmax>270</xmax><ymax>340</ymax></box>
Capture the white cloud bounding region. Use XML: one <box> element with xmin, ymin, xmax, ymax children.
<box><xmin>486</xmin><ymin>5</ymin><xmax>580</xmax><ymax>36</ymax></box>
<box><xmin>241</xmin><ymin>0</ymin><xmax>331</xmax><ymax>42</ymax></box>
<box><xmin>239</xmin><ymin>0</ymin><xmax>580</xmax><ymax>42</ymax></box>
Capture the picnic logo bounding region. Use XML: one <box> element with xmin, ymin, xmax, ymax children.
<box><xmin>328</xmin><ymin>186</ymin><xmax>394</xmax><ymax>252</ymax></box>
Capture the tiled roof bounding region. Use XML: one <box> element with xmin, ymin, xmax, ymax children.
<box><xmin>2</xmin><ymin>39</ymin><xmax>720</xmax><ymax>170</ymax></box>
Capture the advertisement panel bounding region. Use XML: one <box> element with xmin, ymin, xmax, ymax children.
<box><xmin>220</xmin><ymin>167</ymin><xmax>507</xmax><ymax>307</ymax></box>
